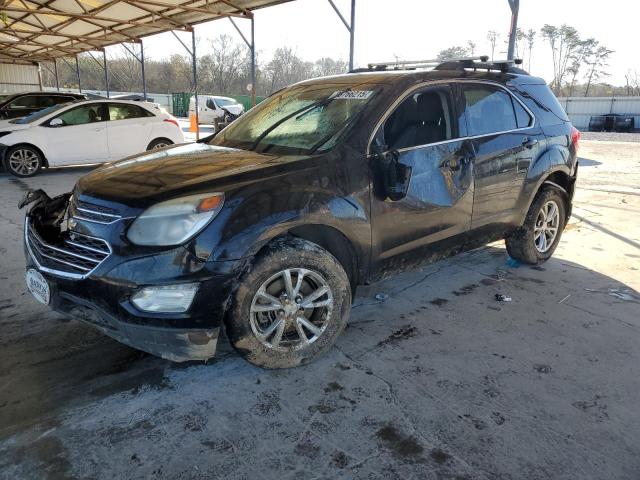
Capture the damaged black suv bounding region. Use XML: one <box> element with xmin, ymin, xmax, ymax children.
<box><xmin>22</xmin><ymin>57</ymin><xmax>579</xmax><ymax>368</ymax></box>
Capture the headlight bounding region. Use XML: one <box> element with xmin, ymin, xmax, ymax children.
<box><xmin>127</xmin><ymin>192</ymin><xmax>224</xmax><ymax>246</ymax></box>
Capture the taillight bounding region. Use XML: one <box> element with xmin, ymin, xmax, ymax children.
<box><xmin>570</xmin><ymin>126</ymin><xmax>580</xmax><ymax>152</ymax></box>
<box><xmin>164</xmin><ymin>118</ymin><xmax>179</xmax><ymax>128</ymax></box>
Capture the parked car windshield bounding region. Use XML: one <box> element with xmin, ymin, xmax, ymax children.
<box><xmin>215</xmin><ymin>97</ymin><xmax>237</xmax><ymax>107</ymax></box>
<box><xmin>10</xmin><ymin>103</ymin><xmax>70</xmax><ymax>124</ymax></box>
<box><xmin>210</xmin><ymin>83</ymin><xmax>378</xmax><ymax>155</ymax></box>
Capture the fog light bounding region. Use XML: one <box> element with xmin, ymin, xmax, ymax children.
<box><xmin>131</xmin><ymin>283</ymin><xmax>199</xmax><ymax>313</ymax></box>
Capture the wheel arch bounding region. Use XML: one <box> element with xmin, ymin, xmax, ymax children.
<box><xmin>147</xmin><ymin>137</ymin><xmax>173</xmax><ymax>150</ymax></box>
<box><xmin>5</xmin><ymin>142</ymin><xmax>49</xmax><ymax>168</ymax></box>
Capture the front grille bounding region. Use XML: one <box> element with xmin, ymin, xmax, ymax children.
<box><xmin>25</xmin><ymin>219</ymin><xmax>111</xmax><ymax>279</ymax></box>
<box><xmin>69</xmin><ymin>197</ymin><xmax>122</xmax><ymax>224</ymax></box>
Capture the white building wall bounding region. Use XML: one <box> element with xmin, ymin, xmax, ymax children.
<box><xmin>557</xmin><ymin>96</ymin><xmax>640</xmax><ymax>130</ymax></box>
<box><xmin>0</xmin><ymin>63</ymin><xmax>41</xmax><ymax>93</ymax></box>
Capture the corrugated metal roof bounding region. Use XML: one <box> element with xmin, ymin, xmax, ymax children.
<box><xmin>0</xmin><ymin>0</ymin><xmax>293</xmax><ymax>64</ymax></box>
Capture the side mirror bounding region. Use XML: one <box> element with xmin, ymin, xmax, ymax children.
<box><xmin>49</xmin><ymin>118</ymin><xmax>64</xmax><ymax>127</ymax></box>
<box><xmin>372</xmin><ymin>148</ymin><xmax>412</xmax><ymax>201</ymax></box>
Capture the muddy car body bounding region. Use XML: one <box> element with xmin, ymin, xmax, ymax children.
<box><xmin>22</xmin><ymin>58</ymin><xmax>579</xmax><ymax>367</ymax></box>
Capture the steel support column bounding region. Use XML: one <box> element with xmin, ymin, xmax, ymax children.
<box><xmin>103</xmin><ymin>49</ymin><xmax>110</xmax><ymax>98</ymax></box>
<box><xmin>191</xmin><ymin>28</ymin><xmax>199</xmax><ymax>140</ymax></box>
<box><xmin>122</xmin><ymin>42</ymin><xmax>147</xmax><ymax>100</ymax></box>
<box><xmin>507</xmin><ymin>0</ymin><xmax>520</xmax><ymax>60</ymax></box>
<box><xmin>140</xmin><ymin>41</ymin><xmax>147</xmax><ymax>101</ymax></box>
<box><xmin>229</xmin><ymin>13</ymin><xmax>256</xmax><ymax>106</ymax></box>
<box><xmin>75</xmin><ymin>55</ymin><xmax>81</xmax><ymax>92</ymax></box>
<box><xmin>328</xmin><ymin>0</ymin><xmax>355</xmax><ymax>71</ymax></box>
<box><xmin>54</xmin><ymin>59</ymin><xmax>59</xmax><ymax>92</ymax></box>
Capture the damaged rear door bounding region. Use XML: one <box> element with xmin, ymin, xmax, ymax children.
<box><xmin>369</xmin><ymin>83</ymin><xmax>474</xmax><ymax>270</ymax></box>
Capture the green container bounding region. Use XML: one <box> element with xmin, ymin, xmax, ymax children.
<box><xmin>229</xmin><ymin>95</ymin><xmax>265</xmax><ymax>111</ymax></box>
<box><xmin>172</xmin><ymin>92</ymin><xmax>192</xmax><ymax>117</ymax></box>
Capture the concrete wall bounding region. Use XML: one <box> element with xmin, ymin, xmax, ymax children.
<box><xmin>557</xmin><ymin>96</ymin><xmax>640</xmax><ymax>130</ymax></box>
<box><xmin>0</xmin><ymin>63</ymin><xmax>41</xmax><ymax>94</ymax></box>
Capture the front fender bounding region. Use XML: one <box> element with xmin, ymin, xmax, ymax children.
<box><xmin>191</xmin><ymin>182</ymin><xmax>371</xmax><ymax>266</ymax></box>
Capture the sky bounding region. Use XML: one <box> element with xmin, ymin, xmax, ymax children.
<box><xmin>126</xmin><ymin>0</ymin><xmax>640</xmax><ymax>86</ymax></box>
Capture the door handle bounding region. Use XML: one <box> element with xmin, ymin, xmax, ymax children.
<box><xmin>522</xmin><ymin>137</ymin><xmax>538</xmax><ymax>149</ymax></box>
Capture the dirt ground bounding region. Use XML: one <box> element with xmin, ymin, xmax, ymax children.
<box><xmin>0</xmin><ymin>139</ymin><xmax>638</xmax><ymax>480</ymax></box>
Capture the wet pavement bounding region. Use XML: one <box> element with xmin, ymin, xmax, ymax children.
<box><xmin>0</xmin><ymin>140</ymin><xmax>639</xmax><ymax>479</ymax></box>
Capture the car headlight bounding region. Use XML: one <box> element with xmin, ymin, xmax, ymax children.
<box><xmin>127</xmin><ymin>192</ymin><xmax>224</xmax><ymax>246</ymax></box>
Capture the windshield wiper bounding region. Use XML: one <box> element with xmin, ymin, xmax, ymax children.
<box><xmin>249</xmin><ymin>89</ymin><xmax>351</xmax><ymax>153</ymax></box>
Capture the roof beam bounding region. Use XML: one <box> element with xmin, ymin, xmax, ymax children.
<box><xmin>132</xmin><ymin>0</ymin><xmax>251</xmax><ymax>19</ymax></box>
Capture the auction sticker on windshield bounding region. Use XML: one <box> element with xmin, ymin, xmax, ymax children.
<box><xmin>334</xmin><ymin>91</ymin><xmax>374</xmax><ymax>100</ymax></box>
<box><xmin>26</xmin><ymin>269</ymin><xmax>50</xmax><ymax>305</ymax></box>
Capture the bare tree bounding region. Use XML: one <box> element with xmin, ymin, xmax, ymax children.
<box><xmin>487</xmin><ymin>31</ymin><xmax>499</xmax><ymax>61</ymax></box>
<box><xmin>584</xmin><ymin>45</ymin><xmax>613</xmax><ymax>96</ymax></box>
<box><xmin>566</xmin><ymin>38</ymin><xmax>596</xmax><ymax>96</ymax></box>
<box><xmin>467</xmin><ymin>40</ymin><xmax>476</xmax><ymax>56</ymax></box>
<box><xmin>540</xmin><ymin>24</ymin><xmax>581</xmax><ymax>94</ymax></box>
<box><xmin>523</xmin><ymin>29</ymin><xmax>536</xmax><ymax>71</ymax></box>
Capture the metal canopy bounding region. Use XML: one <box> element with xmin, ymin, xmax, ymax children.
<box><xmin>0</xmin><ymin>0</ymin><xmax>293</xmax><ymax>63</ymax></box>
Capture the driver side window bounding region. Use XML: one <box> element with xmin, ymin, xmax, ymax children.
<box><xmin>380</xmin><ymin>86</ymin><xmax>456</xmax><ymax>151</ymax></box>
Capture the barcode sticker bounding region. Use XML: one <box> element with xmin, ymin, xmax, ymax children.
<box><xmin>333</xmin><ymin>90</ymin><xmax>374</xmax><ymax>100</ymax></box>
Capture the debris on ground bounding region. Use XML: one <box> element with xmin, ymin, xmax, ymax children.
<box><xmin>494</xmin><ymin>294</ymin><xmax>512</xmax><ymax>302</ymax></box>
<box><xmin>505</xmin><ymin>257</ymin><xmax>521</xmax><ymax>268</ymax></box>
<box><xmin>608</xmin><ymin>288</ymin><xmax>635</xmax><ymax>301</ymax></box>
<box><xmin>375</xmin><ymin>293</ymin><xmax>389</xmax><ymax>301</ymax></box>
<box><xmin>558</xmin><ymin>294</ymin><xmax>571</xmax><ymax>304</ymax></box>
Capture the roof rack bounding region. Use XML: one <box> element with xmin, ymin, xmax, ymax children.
<box><xmin>351</xmin><ymin>56</ymin><xmax>528</xmax><ymax>75</ymax></box>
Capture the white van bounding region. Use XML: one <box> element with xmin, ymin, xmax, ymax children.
<box><xmin>188</xmin><ymin>95</ymin><xmax>245</xmax><ymax>130</ymax></box>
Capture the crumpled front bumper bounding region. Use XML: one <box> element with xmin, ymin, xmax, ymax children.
<box><xmin>57</xmin><ymin>290</ymin><xmax>219</xmax><ymax>362</ymax></box>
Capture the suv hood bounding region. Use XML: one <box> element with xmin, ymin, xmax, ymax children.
<box><xmin>76</xmin><ymin>142</ymin><xmax>304</xmax><ymax>206</ymax></box>
<box><xmin>221</xmin><ymin>104</ymin><xmax>243</xmax><ymax>115</ymax></box>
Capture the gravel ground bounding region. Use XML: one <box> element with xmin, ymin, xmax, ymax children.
<box><xmin>0</xmin><ymin>140</ymin><xmax>639</xmax><ymax>480</ymax></box>
<box><xmin>580</xmin><ymin>131</ymin><xmax>640</xmax><ymax>142</ymax></box>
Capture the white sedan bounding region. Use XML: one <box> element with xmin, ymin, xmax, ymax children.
<box><xmin>0</xmin><ymin>99</ymin><xmax>184</xmax><ymax>177</ymax></box>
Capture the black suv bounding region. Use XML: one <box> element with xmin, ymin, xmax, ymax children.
<box><xmin>21</xmin><ymin>58</ymin><xmax>579</xmax><ymax>368</ymax></box>
<box><xmin>0</xmin><ymin>91</ymin><xmax>87</xmax><ymax>119</ymax></box>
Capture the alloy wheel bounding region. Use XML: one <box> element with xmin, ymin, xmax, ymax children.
<box><xmin>8</xmin><ymin>148</ymin><xmax>40</xmax><ymax>176</ymax></box>
<box><xmin>534</xmin><ymin>200</ymin><xmax>560</xmax><ymax>253</ymax></box>
<box><xmin>249</xmin><ymin>268</ymin><xmax>333</xmax><ymax>352</ymax></box>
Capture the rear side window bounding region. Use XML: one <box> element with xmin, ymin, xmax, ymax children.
<box><xmin>7</xmin><ymin>95</ymin><xmax>39</xmax><ymax>109</ymax></box>
<box><xmin>513</xmin><ymin>100</ymin><xmax>532</xmax><ymax>128</ymax></box>
<box><xmin>462</xmin><ymin>86</ymin><xmax>517</xmax><ymax>136</ymax></box>
<box><xmin>514</xmin><ymin>83</ymin><xmax>569</xmax><ymax>125</ymax></box>
<box><xmin>108</xmin><ymin>103</ymin><xmax>153</xmax><ymax>121</ymax></box>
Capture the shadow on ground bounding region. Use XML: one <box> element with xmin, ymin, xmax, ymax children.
<box><xmin>1</xmin><ymin>245</ymin><xmax>639</xmax><ymax>479</ymax></box>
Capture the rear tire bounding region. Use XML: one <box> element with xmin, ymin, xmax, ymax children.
<box><xmin>3</xmin><ymin>145</ymin><xmax>43</xmax><ymax>177</ymax></box>
<box><xmin>147</xmin><ymin>138</ymin><xmax>173</xmax><ymax>150</ymax></box>
<box><xmin>505</xmin><ymin>187</ymin><xmax>566</xmax><ymax>264</ymax></box>
<box><xmin>225</xmin><ymin>237</ymin><xmax>351</xmax><ymax>369</ymax></box>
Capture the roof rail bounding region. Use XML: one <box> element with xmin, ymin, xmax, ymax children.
<box><xmin>365</xmin><ymin>56</ymin><xmax>489</xmax><ymax>71</ymax></box>
<box><xmin>350</xmin><ymin>56</ymin><xmax>528</xmax><ymax>75</ymax></box>
<box><xmin>435</xmin><ymin>57</ymin><xmax>527</xmax><ymax>74</ymax></box>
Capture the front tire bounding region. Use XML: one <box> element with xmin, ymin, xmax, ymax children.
<box><xmin>225</xmin><ymin>237</ymin><xmax>351</xmax><ymax>369</ymax></box>
<box><xmin>506</xmin><ymin>187</ymin><xmax>567</xmax><ymax>264</ymax></box>
<box><xmin>4</xmin><ymin>145</ymin><xmax>43</xmax><ymax>177</ymax></box>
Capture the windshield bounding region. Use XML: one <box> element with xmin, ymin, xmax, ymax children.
<box><xmin>10</xmin><ymin>103</ymin><xmax>71</xmax><ymax>124</ymax></box>
<box><xmin>215</xmin><ymin>97</ymin><xmax>237</xmax><ymax>107</ymax></box>
<box><xmin>210</xmin><ymin>83</ymin><xmax>378</xmax><ymax>155</ymax></box>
